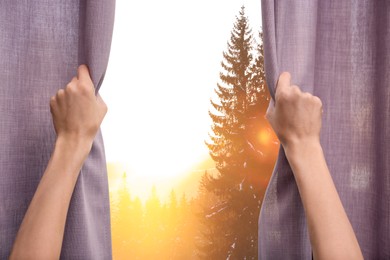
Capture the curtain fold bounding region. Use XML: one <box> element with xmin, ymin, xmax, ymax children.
<box><xmin>0</xmin><ymin>1</ymin><xmax>115</xmax><ymax>259</ymax></box>
<box><xmin>259</xmin><ymin>1</ymin><xmax>390</xmax><ymax>259</ymax></box>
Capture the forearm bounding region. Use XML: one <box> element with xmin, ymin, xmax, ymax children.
<box><xmin>285</xmin><ymin>141</ymin><xmax>363</xmax><ymax>260</ymax></box>
<box><xmin>10</xmin><ymin>136</ymin><xmax>92</xmax><ymax>260</ymax></box>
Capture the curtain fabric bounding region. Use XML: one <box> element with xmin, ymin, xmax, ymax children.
<box><xmin>0</xmin><ymin>1</ymin><xmax>115</xmax><ymax>259</ymax></box>
<box><xmin>259</xmin><ymin>1</ymin><xmax>390</xmax><ymax>259</ymax></box>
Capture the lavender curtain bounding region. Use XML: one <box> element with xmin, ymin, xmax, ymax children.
<box><xmin>259</xmin><ymin>1</ymin><xmax>390</xmax><ymax>259</ymax></box>
<box><xmin>0</xmin><ymin>1</ymin><xmax>115</xmax><ymax>259</ymax></box>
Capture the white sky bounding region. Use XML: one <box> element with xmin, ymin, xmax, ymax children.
<box><xmin>101</xmin><ymin>0</ymin><xmax>262</xmax><ymax>180</ymax></box>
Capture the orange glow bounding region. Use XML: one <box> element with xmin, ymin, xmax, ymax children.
<box><xmin>257</xmin><ymin>129</ymin><xmax>272</xmax><ymax>146</ymax></box>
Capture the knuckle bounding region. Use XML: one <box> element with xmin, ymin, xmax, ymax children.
<box><xmin>302</xmin><ymin>92</ymin><xmax>312</xmax><ymax>99</ymax></box>
<box><xmin>312</xmin><ymin>96</ymin><xmax>322</xmax><ymax>106</ymax></box>
<box><xmin>57</xmin><ymin>89</ymin><xmax>65</xmax><ymax>98</ymax></box>
<box><xmin>276</xmin><ymin>90</ymin><xmax>286</xmax><ymax>102</ymax></box>
<box><xmin>49</xmin><ymin>96</ymin><xmax>56</xmax><ymax>108</ymax></box>
<box><xmin>65</xmin><ymin>83</ymin><xmax>75</xmax><ymax>93</ymax></box>
<box><xmin>291</xmin><ymin>85</ymin><xmax>301</xmax><ymax>93</ymax></box>
<box><xmin>79</xmin><ymin>81</ymin><xmax>93</xmax><ymax>93</ymax></box>
<box><xmin>78</xmin><ymin>82</ymin><xmax>87</xmax><ymax>89</ymax></box>
<box><xmin>316</xmin><ymin>96</ymin><xmax>323</xmax><ymax>106</ymax></box>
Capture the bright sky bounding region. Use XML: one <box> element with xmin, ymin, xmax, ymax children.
<box><xmin>101</xmin><ymin>0</ymin><xmax>262</xmax><ymax>180</ymax></box>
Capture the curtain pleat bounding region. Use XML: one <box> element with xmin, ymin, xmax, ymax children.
<box><xmin>259</xmin><ymin>1</ymin><xmax>390</xmax><ymax>259</ymax></box>
<box><xmin>0</xmin><ymin>1</ymin><xmax>115</xmax><ymax>259</ymax></box>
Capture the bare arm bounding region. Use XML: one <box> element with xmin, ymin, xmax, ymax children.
<box><xmin>9</xmin><ymin>65</ymin><xmax>107</xmax><ymax>260</ymax></box>
<box><xmin>266</xmin><ymin>72</ymin><xmax>363</xmax><ymax>260</ymax></box>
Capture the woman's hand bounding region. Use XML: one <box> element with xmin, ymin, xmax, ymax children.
<box><xmin>265</xmin><ymin>72</ymin><xmax>363</xmax><ymax>260</ymax></box>
<box><xmin>265</xmin><ymin>72</ymin><xmax>323</xmax><ymax>149</ymax></box>
<box><xmin>10</xmin><ymin>65</ymin><xmax>108</xmax><ymax>260</ymax></box>
<box><xmin>50</xmin><ymin>65</ymin><xmax>107</xmax><ymax>147</ymax></box>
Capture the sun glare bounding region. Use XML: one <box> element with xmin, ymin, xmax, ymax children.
<box><xmin>129</xmin><ymin>143</ymin><xmax>207</xmax><ymax>180</ymax></box>
<box><xmin>257</xmin><ymin>129</ymin><xmax>272</xmax><ymax>146</ymax></box>
<box><xmin>101</xmin><ymin>0</ymin><xmax>262</xmax><ymax>183</ymax></box>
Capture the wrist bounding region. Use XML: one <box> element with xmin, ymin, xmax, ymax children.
<box><xmin>52</xmin><ymin>135</ymin><xmax>93</xmax><ymax>178</ymax></box>
<box><xmin>283</xmin><ymin>139</ymin><xmax>323</xmax><ymax>167</ymax></box>
<box><xmin>55</xmin><ymin>134</ymin><xmax>93</xmax><ymax>158</ymax></box>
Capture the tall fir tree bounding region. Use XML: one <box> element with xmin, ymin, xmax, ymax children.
<box><xmin>202</xmin><ymin>6</ymin><xmax>270</xmax><ymax>259</ymax></box>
